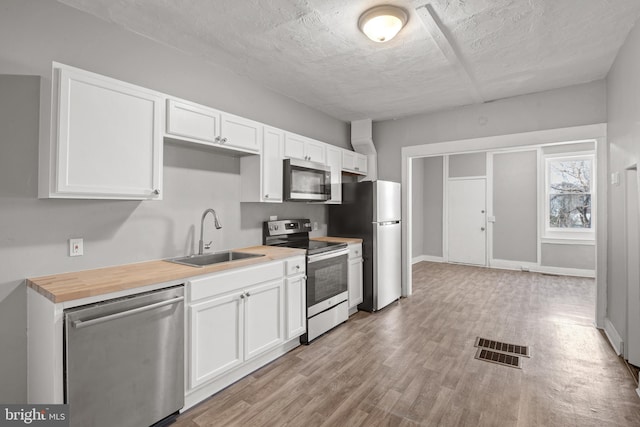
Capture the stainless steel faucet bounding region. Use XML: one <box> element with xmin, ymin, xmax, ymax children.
<box><xmin>199</xmin><ymin>209</ymin><xmax>222</xmax><ymax>255</ymax></box>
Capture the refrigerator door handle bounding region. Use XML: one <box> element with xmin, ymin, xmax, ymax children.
<box><xmin>374</xmin><ymin>220</ymin><xmax>401</xmax><ymax>225</ymax></box>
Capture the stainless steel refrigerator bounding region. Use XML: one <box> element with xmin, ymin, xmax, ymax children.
<box><xmin>328</xmin><ymin>180</ymin><xmax>401</xmax><ymax>311</ymax></box>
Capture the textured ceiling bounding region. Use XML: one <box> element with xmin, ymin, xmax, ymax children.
<box><xmin>58</xmin><ymin>0</ymin><xmax>640</xmax><ymax>122</ymax></box>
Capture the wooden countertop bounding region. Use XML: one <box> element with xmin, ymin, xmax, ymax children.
<box><xmin>27</xmin><ymin>246</ymin><xmax>305</xmax><ymax>304</ymax></box>
<box><xmin>312</xmin><ymin>236</ymin><xmax>363</xmax><ymax>244</ymax></box>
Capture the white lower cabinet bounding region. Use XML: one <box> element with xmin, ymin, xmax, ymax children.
<box><xmin>348</xmin><ymin>243</ymin><xmax>364</xmax><ymax>310</ymax></box>
<box><xmin>244</xmin><ymin>280</ymin><xmax>285</xmax><ymax>360</ymax></box>
<box><xmin>190</xmin><ymin>291</ymin><xmax>244</xmax><ymax>388</ymax></box>
<box><xmin>186</xmin><ymin>258</ymin><xmax>304</xmax><ymax>404</ymax></box>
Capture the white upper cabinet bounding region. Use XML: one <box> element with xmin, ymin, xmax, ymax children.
<box><xmin>342</xmin><ymin>149</ymin><xmax>368</xmax><ymax>175</ymax></box>
<box><xmin>284</xmin><ymin>132</ymin><xmax>326</xmax><ymax>164</ymax></box>
<box><xmin>166</xmin><ymin>98</ymin><xmax>261</xmax><ymax>154</ymax></box>
<box><xmin>240</xmin><ymin>126</ymin><xmax>283</xmax><ymax>203</ymax></box>
<box><xmin>40</xmin><ymin>63</ymin><xmax>163</xmax><ymax>200</ymax></box>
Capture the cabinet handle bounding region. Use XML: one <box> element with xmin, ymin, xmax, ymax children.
<box><xmin>240</xmin><ymin>294</ymin><xmax>245</xmax><ymax>299</ymax></box>
<box><xmin>355</xmin><ymin>167</ymin><xmax>359</xmax><ymax>171</ymax></box>
<box><xmin>222</xmin><ymin>137</ymin><xmax>228</xmax><ymax>144</ymax></box>
<box><xmin>245</xmin><ymin>292</ymin><xmax>251</xmax><ymax>297</ymax></box>
<box><xmin>264</xmin><ymin>194</ymin><xmax>269</xmax><ymax>199</ymax></box>
<box><xmin>153</xmin><ymin>189</ymin><xmax>160</xmax><ymax>195</ymax></box>
<box><xmin>215</xmin><ymin>136</ymin><xmax>221</xmax><ymax>143</ymax></box>
<box><xmin>295</xmin><ymin>265</ymin><xmax>300</xmax><ymax>270</ymax></box>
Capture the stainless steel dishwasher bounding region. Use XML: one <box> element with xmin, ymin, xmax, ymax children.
<box><xmin>64</xmin><ymin>285</ymin><xmax>184</xmax><ymax>427</ymax></box>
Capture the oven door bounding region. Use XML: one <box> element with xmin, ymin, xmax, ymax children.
<box><xmin>306</xmin><ymin>249</ymin><xmax>349</xmax><ymax>316</ymax></box>
<box><xmin>283</xmin><ymin>158</ymin><xmax>331</xmax><ymax>201</ymax></box>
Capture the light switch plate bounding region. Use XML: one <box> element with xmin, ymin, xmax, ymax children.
<box><xmin>69</xmin><ymin>238</ymin><xmax>83</xmax><ymax>257</ymax></box>
<box><xmin>611</xmin><ymin>172</ymin><xmax>620</xmax><ymax>186</ymax></box>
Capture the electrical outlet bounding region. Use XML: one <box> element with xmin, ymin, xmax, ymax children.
<box><xmin>69</xmin><ymin>238</ymin><xmax>83</xmax><ymax>257</ymax></box>
<box><xmin>313</xmin><ymin>222</ymin><xmax>319</xmax><ymax>231</ymax></box>
<box><xmin>269</xmin><ymin>215</ymin><xmax>278</xmax><ymax>221</ymax></box>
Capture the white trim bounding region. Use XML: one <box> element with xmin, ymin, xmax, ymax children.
<box><xmin>486</xmin><ymin>153</ymin><xmax>494</xmax><ymax>266</ymax></box>
<box><xmin>489</xmin><ymin>258</ymin><xmax>595</xmax><ymax>278</ymax></box>
<box><xmin>537</xmin><ymin>148</ymin><xmax>543</xmax><ymax>266</ymax></box>
<box><xmin>541</xmin><ymin>238</ymin><xmax>596</xmax><ymax>246</ymax></box>
<box><xmin>412</xmin><ymin>255</ymin><xmax>445</xmax><ymax>264</ymax></box>
<box><xmin>604</xmin><ymin>317</ymin><xmax>624</xmax><ymax>356</ymax></box>
<box><xmin>447</xmin><ymin>175</ymin><xmax>486</xmax><ymax>181</ymax></box>
<box><xmin>400</xmin><ymin>123</ymin><xmax>607</xmax><ymax>328</ymax></box>
<box><xmin>489</xmin><ymin>259</ymin><xmax>539</xmax><ymax>272</ymax></box>
<box><xmin>442</xmin><ymin>155</ymin><xmax>449</xmax><ymax>263</ymax></box>
<box><xmin>534</xmin><ymin>265</ymin><xmax>595</xmax><ymax>278</ymax></box>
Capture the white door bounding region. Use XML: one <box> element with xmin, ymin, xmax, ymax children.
<box><xmin>244</xmin><ymin>280</ymin><xmax>284</xmax><ymax>361</ymax></box>
<box><xmin>448</xmin><ymin>179</ymin><xmax>487</xmax><ymax>265</ymax></box>
<box><xmin>285</xmin><ymin>275</ymin><xmax>306</xmax><ymax>339</ymax></box>
<box><xmin>189</xmin><ymin>291</ymin><xmax>244</xmax><ymax>389</ymax></box>
<box><xmin>626</xmin><ymin>168</ymin><xmax>640</xmax><ymax>366</ymax></box>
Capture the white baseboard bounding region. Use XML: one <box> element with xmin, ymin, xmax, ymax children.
<box><xmin>534</xmin><ymin>265</ymin><xmax>596</xmax><ymax>278</ymax></box>
<box><xmin>604</xmin><ymin>317</ymin><xmax>624</xmax><ymax>356</ymax></box>
<box><xmin>489</xmin><ymin>259</ymin><xmax>538</xmax><ymax>272</ymax></box>
<box><xmin>489</xmin><ymin>259</ymin><xmax>595</xmax><ymax>278</ymax></box>
<box><xmin>412</xmin><ymin>255</ymin><xmax>445</xmax><ymax>264</ymax></box>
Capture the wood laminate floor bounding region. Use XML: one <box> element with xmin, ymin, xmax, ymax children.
<box><xmin>175</xmin><ymin>262</ymin><xmax>640</xmax><ymax>426</ymax></box>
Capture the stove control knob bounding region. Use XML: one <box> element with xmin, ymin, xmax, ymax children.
<box><xmin>274</xmin><ymin>225</ymin><xmax>279</xmax><ymax>230</ymax></box>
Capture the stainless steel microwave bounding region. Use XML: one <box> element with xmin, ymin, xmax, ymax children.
<box><xmin>283</xmin><ymin>158</ymin><xmax>331</xmax><ymax>202</ymax></box>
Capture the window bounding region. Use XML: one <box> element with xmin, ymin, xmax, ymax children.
<box><xmin>544</xmin><ymin>154</ymin><xmax>595</xmax><ymax>239</ymax></box>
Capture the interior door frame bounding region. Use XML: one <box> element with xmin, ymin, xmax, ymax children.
<box><xmin>625</xmin><ymin>165</ymin><xmax>640</xmax><ymax>365</ymax></box>
<box><xmin>401</xmin><ymin>123</ymin><xmax>607</xmax><ymax>328</ymax></box>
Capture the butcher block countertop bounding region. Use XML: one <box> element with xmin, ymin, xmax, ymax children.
<box><xmin>312</xmin><ymin>236</ymin><xmax>363</xmax><ymax>244</ymax></box>
<box><xmin>27</xmin><ymin>245</ymin><xmax>305</xmax><ymax>304</ymax></box>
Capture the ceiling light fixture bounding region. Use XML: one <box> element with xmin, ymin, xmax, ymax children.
<box><xmin>358</xmin><ymin>5</ymin><xmax>408</xmax><ymax>43</ymax></box>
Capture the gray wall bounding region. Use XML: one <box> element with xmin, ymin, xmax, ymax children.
<box><xmin>606</xmin><ymin>17</ymin><xmax>640</xmax><ymax>343</ymax></box>
<box><xmin>373</xmin><ymin>80</ymin><xmax>607</xmax><ymax>182</ymax></box>
<box><xmin>541</xmin><ymin>244</ymin><xmax>596</xmax><ymax>270</ymax></box>
<box><xmin>423</xmin><ymin>157</ymin><xmax>444</xmax><ymax>257</ymax></box>
<box><xmin>492</xmin><ymin>151</ymin><xmax>538</xmax><ymax>263</ymax></box>
<box><xmin>411</xmin><ymin>156</ymin><xmax>444</xmax><ymax>259</ymax></box>
<box><xmin>0</xmin><ymin>0</ymin><xmax>350</xmax><ymax>403</ymax></box>
<box><xmin>411</xmin><ymin>158</ymin><xmax>425</xmax><ymax>257</ymax></box>
<box><xmin>449</xmin><ymin>152</ymin><xmax>486</xmax><ymax>177</ymax></box>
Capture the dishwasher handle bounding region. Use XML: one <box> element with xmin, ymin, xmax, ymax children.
<box><xmin>72</xmin><ymin>296</ymin><xmax>184</xmax><ymax>329</ymax></box>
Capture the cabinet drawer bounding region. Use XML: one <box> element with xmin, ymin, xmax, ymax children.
<box><xmin>285</xmin><ymin>256</ymin><xmax>306</xmax><ymax>276</ymax></box>
<box><xmin>349</xmin><ymin>243</ymin><xmax>362</xmax><ymax>259</ymax></box>
<box><xmin>189</xmin><ymin>261</ymin><xmax>283</xmax><ymax>302</ymax></box>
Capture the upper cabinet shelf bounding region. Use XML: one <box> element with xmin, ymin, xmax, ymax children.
<box><xmin>166</xmin><ymin>98</ymin><xmax>261</xmax><ymax>154</ymax></box>
<box><xmin>39</xmin><ymin>63</ymin><xmax>163</xmax><ymax>200</ymax></box>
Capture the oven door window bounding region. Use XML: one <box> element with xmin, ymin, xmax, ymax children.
<box><xmin>307</xmin><ymin>253</ymin><xmax>348</xmax><ymax>307</ymax></box>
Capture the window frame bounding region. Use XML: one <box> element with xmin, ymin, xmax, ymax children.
<box><xmin>543</xmin><ymin>152</ymin><xmax>596</xmax><ymax>241</ymax></box>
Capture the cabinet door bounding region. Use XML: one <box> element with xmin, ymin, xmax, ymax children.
<box><xmin>355</xmin><ymin>153</ymin><xmax>368</xmax><ymax>174</ymax></box>
<box><xmin>342</xmin><ymin>150</ymin><xmax>356</xmax><ymax>172</ymax></box>
<box><xmin>189</xmin><ymin>291</ymin><xmax>244</xmax><ymax>389</ymax></box>
<box><xmin>244</xmin><ymin>280</ymin><xmax>284</xmax><ymax>361</ymax></box>
<box><xmin>326</xmin><ymin>146</ymin><xmax>342</xmax><ymax>204</ymax></box>
<box><xmin>348</xmin><ymin>258</ymin><xmax>363</xmax><ymax>309</ymax></box>
<box><xmin>285</xmin><ymin>275</ymin><xmax>306</xmax><ymax>339</ymax></box>
<box><xmin>305</xmin><ymin>139</ymin><xmax>326</xmax><ymax>164</ymax></box>
<box><xmin>220</xmin><ymin>112</ymin><xmax>261</xmax><ymax>153</ymax></box>
<box><xmin>54</xmin><ymin>65</ymin><xmax>162</xmax><ymax>199</ymax></box>
<box><xmin>284</xmin><ymin>133</ymin><xmax>306</xmax><ymax>160</ymax></box>
<box><xmin>261</xmin><ymin>126</ymin><xmax>284</xmax><ymax>202</ymax></box>
<box><xmin>166</xmin><ymin>99</ymin><xmax>219</xmax><ymax>143</ymax></box>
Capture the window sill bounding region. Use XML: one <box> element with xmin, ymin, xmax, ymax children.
<box><xmin>541</xmin><ymin>237</ymin><xmax>595</xmax><ymax>246</ymax></box>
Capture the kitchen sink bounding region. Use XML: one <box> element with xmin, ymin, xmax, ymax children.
<box><xmin>166</xmin><ymin>251</ymin><xmax>264</xmax><ymax>267</ymax></box>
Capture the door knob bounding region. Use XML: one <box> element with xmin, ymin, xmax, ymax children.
<box><xmin>481</xmin><ymin>227</ymin><xmax>485</xmax><ymax>231</ymax></box>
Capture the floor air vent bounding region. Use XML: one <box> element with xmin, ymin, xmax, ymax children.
<box><xmin>474</xmin><ymin>348</ymin><xmax>521</xmax><ymax>369</ymax></box>
<box><xmin>474</xmin><ymin>337</ymin><xmax>530</xmax><ymax>357</ymax></box>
